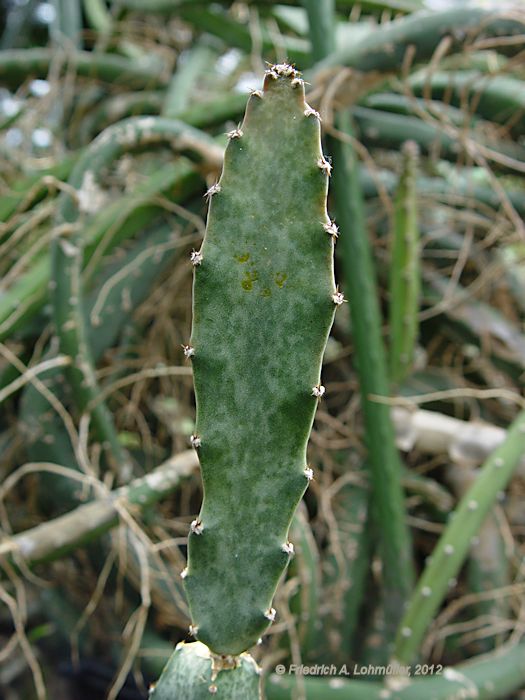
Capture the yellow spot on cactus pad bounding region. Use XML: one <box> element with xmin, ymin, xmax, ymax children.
<box><xmin>235</xmin><ymin>253</ymin><xmax>250</xmax><ymax>263</ymax></box>
<box><xmin>274</xmin><ymin>272</ymin><xmax>287</xmax><ymax>288</ymax></box>
<box><xmin>241</xmin><ymin>269</ymin><xmax>258</xmax><ymax>291</ymax></box>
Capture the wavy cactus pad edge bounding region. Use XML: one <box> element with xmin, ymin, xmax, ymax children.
<box><xmin>184</xmin><ymin>63</ymin><xmax>338</xmax><ymax>655</ymax></box>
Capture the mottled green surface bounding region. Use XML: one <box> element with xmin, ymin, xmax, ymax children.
<box><xmin>150</xmin><ymin>642</ymin><xmax>261</xmax><ymax>700</ymax></box>
<box><xmin>185</xmin><ymin>65</ymin><xmax>336</xmax><ymax>655</ymax></box>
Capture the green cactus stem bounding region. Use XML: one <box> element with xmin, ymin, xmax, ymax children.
<box><xmin>392</xmin><ymin>408</ymin><xmax>525</xmax><ymax>665</ymax></box>
<box><xmin>362</xmin><ymin>93</ymin><xmax>470</xmax><ymax>127</ymax></box>
<box><xmin>118</xmin><ymin>0</ymin><xmax>422</xmax><ymax>13</ymax></box>
<box><xmin>184</xmin><ymin>63</ymin><xmax>338</xmax><ymax>655</ymax></box>
<box><xmin>266</xmin><ymin>640</ymin><xmax>525</xmax><ymax>699</ymax></box>
<box><xmin>83</xmin><ymin>0</ymin><xmax>113</xmax><ymax>35</ymax></box>
<box><xmin>21</xmin><ymin>222</ymin><xmax>186</xmax><ymax>512</ymax></box>
<box><xmin>314</xmin><ymin>8</ymin><xmax>525</xmax><ymax>75</ymax></box>
<box><xmin>150</xmin><ymin>642</ymin><xmax>261</xmax><ymax>700</ymax></box>
<box><xmin>288</xmin><ymin>503</ymin><xmax>321</xmax><ymax>660</ymax></box>
<box><xmin>300</xmin><ymin>0</ymin><xmax>335</xmax><ymax>63</ymax></box>
<box><xmin>162</xmin><ymin>38</ymin><xmax>218</xmax><ymax>119</ymax></box>
<box><xmin>352</xmin><ymin>106</ymin><xmax>525</xmax><ymax>171</ymax></box>
<box><xmin>446</xmin><ymin>465</ymin><xmax>510</xmax><ymax>654</ymax></box>
<box><xmin>409</xmin><ymin>70</ymin><xmax>525</xmax><ymax>139</ymax></box>
<box><xmin>389</xmin><ymin>140</ymin><xmax>420</xmax><ymax>385</ymax></box>
<box><xmin>359</xmin><ymin>164</ymin><xmax>525</xmax><ymax>217</ymax></box>
<box><xmin>303</xmin><ymin>0</ymin><xmax>413</xmax><ymax>646</ymax></box>
<box><xmin>51</xmin><ymin>0</ymin><xmax>83</xmax><ymax>49</ymax></box>
<box><xmin>0</xmin><ymin>48</ymin><xmax>168</xmax><ymax>89</ymax></box>
<box><xmin>318</xmin><ymin>478</ymin><xmax>371</xmax><ymax>665</ymax></box>
<box><xmin>329</xmin><ymin>109</ymin><xmax>414</xmax><ymax>645</ymax></box>
<box><xmin>84</xmin><ymin>90</ymin><xmax>248</xmax><ymax>144</ymax></box>
<box><xmin>51</xmin><ymin>117</ymin><xmax>217</xmax><ymax>465</ymax></box>
<box><xmin>0</xmin><ymin>158</ymin><xmax>201</xmax><ymax>342</ymax></box>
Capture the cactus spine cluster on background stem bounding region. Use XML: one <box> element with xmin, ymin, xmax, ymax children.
<box><xmin>182</xmin><ymin>63</ymin><xmax>338</xmax><ymax>657</ymax></box>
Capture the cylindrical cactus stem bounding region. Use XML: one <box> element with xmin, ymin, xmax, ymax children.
<box><xmin>313</xmin><ymin>8</ymin><xmax>525</xmax><ymax>75</ymax></box>
<box><xmin>389</xmin><ymin>140</ymin><xmax>420</xmax><ymax>385</ymax></box>
<box><xmin>22</xmin><ymin>222</ymin><xmax>185</xmax><ymax>509</ymax></box>
<box><xmin>162</xmin><ymin>38</ymin><xmax>216</xmax><ymax>119</ymax></box>
<box><xmin>51</xmin><ymin>0</ymin><xmax>83</xmax><ymax>49</ymax></box>
<box><xmin>329</xmin><ymin>109</ymin><xmax>414</xmax><ymax>644</ymax></box>
<box><xmin>83</xmin><ymin>0</ymin><xmax>113</xmax><ymax>35</ymax></box>
<box><xmin>300</xmin><ymin>0</ymin><xmax>336</xmax><ymax>63</ymax></box>
<box><xmin>302</xmin><ymin>0</ymin><xmax>413</xmax><ymax>647</ymax></box>
<box><xmin>0</xmin><ymin>48</ymin><xmax>168</xmax><ymax>89</ymax></box>
<box><xmin>51</xmin><ymin>116</ymin><xmax>220</xmax><ymax>474</ymax></box>
<box><xmin>288</xmin><ymin>503</ymin><xmax>321</xmax><ymax>660</ymax></box>
<box><xmin>351</xmin><ymin>106</ymin><xmax>525</xmax><ymax>168</ymax></box>
<box><xmin>266</xmin><ymin>639</ymin><xmax>525</xmax><ymax>699</ymax></box>
<box><xmin>445</xmin><ymin>464</ymin><xmax>510</xmax><ymax>653</ymax></box>
<box><xmin>409</xmin><ymin>71</ymin><xmax>525</xmax><ymax>138</ymax></box>
<box><xmin>185</xmin><ymin>64</ymin><xmax>338</xmax><ymax>655</ymax></box>
<box><xmin>392</xmin><ymin>408</ymin><xmax>525</xmax><ymax>665</ymax></box>
<box><xmin>319</xmin><ymin>478</ymin><xmax>371</xmax><ymax>665</ymax></box>
<box><xmin>150</xmin><ymin>642</ymin><xmax>262</xmax><ymax>700</ymax></box>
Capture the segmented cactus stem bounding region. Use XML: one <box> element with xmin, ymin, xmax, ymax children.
<box><xmin>184</xmin><ymin>64</ymin><xmax>338</xmax><ymax>655</ymax></box>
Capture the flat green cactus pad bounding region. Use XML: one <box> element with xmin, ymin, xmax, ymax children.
<box><xmin>149</xmin><ymin>642</ymin><xmax>261</xmax><ymax>699</ymax></box>
<box><xmin>184</xmin><ymin>63</ymin><xmax>338</xmax><ymax>654</ymax></box>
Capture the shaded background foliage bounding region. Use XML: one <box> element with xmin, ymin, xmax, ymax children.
<box><xmin>0</xmin><ymin>0</ymin><xmax>525</xmax><ymax>698</ymax></box>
